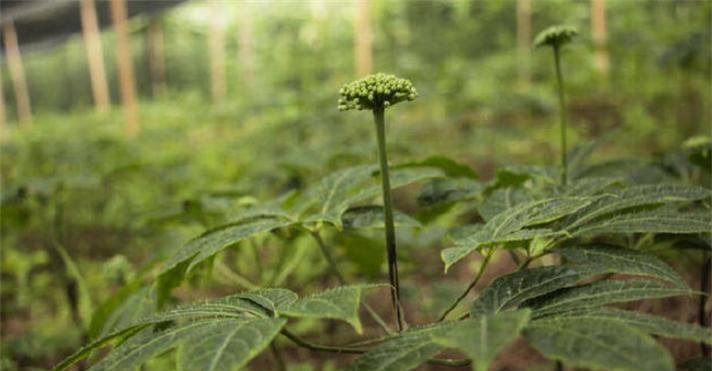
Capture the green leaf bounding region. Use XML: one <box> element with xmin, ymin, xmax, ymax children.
<box><xmin>279</xmin><ymin>285</ymin><xmax>380</xmax><ymax>333</ymax></box>
<box><xmin>417</xmin><ymin>178</ymin><xmax>482</xmax><ymax>208</ymax></box>
<box><xmin>397</xmin><ymin>155</ymin><xmax>478</xmax><ymax>179</ymax></box>
<box><xmin>471</xmin><ymin>266</ymin><xmax>585</xmax><ymax>316</ymax></box>
<box><xmin>443</xmin><ymin>197</ymin><xmax>591</xmax><ymax>270</ymax></box>
<box><xmin>567</xmin><ymin>130</ymin><xmax>617</xmax><ymax>178</ymax></box>
<box><xmin>555</xmin><ymin>245</ymin><xmax>689</xmax><ymax>289</ymax></box>
<box><xmin>297</xmin><ymin>164</ymin><xmax>443</xmax><ymax>229</ymax></box>
<box><xmin>348</xmin><ymin>323</ymin><xmax>449</xmax><ymax>371</ymax></box>
<box><xmin>89</xmin><ymin>318</ymin><xmax>285</xmax><ymax>371</ymax></box>
<box><xmin>557</xmin><ymin>177</ymin><xmax>621</xmax><ymax>197</ymax></box>
<box><xmin>565</xmin><ymin>184</ymin><xmax>710</xmax><ymax>231</ymax></box>
<box><xmin>433</xmin><ymin>310</ymin><xmax>530</xmax><ymax>371</ymax></box>
<box><xmin>570</xmin><ymin>209</ymin><xmax>711</xmax><ymax>236</ymax></box>
<box><xmin>340</xmin><ymin>233</ymin><xmax>385</xmax><ymax>278</ymax></box>
<box><xmin>157</xmin><ymin>216</ymin><xmax>294</xmax><ymax>304</ymax></box>
<box><xmin>342</xmin><ymin>205</ymin><xmax>421</xmax><ymax>229</ymax></box>
<box><xmin>89</xmin><ymin>281</ymin><xmax>146</xmax><ymax>339</ymax></box>
<box><xmin>524</xmin><ymin>318</ymin><xmax>674</xmax><ymax>371</ymax></box>
<box><xmin>554</xmin><ymin>308</ymin><xmax>712</xmax><ymax>344</ymax></box>
<box><xmin>176</xmin><ymin>318</ymin><xmax>286</xmax><ymax>371</ymax></box>
<box><xmin>477</xmin><ymin>187</ymin><xmax>531</xmax><ymax>222</ymax></box>
<box><xmin>526</xmin><ymin>280</ymin><xmax>696</xmax><ymax>318</ymax></box>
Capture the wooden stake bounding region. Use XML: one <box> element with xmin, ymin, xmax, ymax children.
<box><xmin>0</xmin><ymin>65</ymin><xmax>7</xmax><ymax>139</ymax></box>
<box><xmin>110</xmin><ymin>0</ymin><xmax>139</xmax><ymax>137</ymax></box>
<box><xmin>3</xmin><ymin>22</ymin><xmax>32</xmax><ymax>127</ymax></box>
<box><xmin>209</xmin><ymin>0</ymin><xmax>227</xmax><ymax>105</ymax></box>
<box><xmin>354</xmin><ymin>0</ymin><xmax>373</xmax><ymax>77</ymax></box>
<box><xmin>236</xmin><ymin>3</ymin><xmax>256</xmax><ymax>90</ymax></box>
<box><xmin>80</xmin><ymin>0</ymin><xmax>111</xmax><ymax>112</ymax></box>
<box><xmin>148</xmin><ymin>17</ymin><xmax>167</xmax><ymax>98</ymax></box>
<box><xmin>592</xmin><ymin>0</ymin><xmax>609</xmax><ymax>76</ymax></box>
<box><xmin>516</xmin><ymin>0</ymin><xmax>532</xmax><ymax>87</ymax></box>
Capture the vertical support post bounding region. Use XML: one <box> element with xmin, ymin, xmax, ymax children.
<box><xmin>354</xmin><ymin>0</ymin><xmax>373</xmax><ymax>77</ymax></box>
<box><xmin>0</xmin><ymin>65</ymin><xmax>7</xmax><ymax>139</ymax></box>
<box><xmin>236</xmin><ymin>3</ymin><xmax>256</xmax><ymax>90</ymax></box>
<box><xmin>3</xmin><ymin>22</ymin><xmax>32</xmax><ymax>127</ymax></box>
<box><xmin>591</xmin><ymin>0</ymin><xmax>609</xmax><ymax>76</ymax></box>
<box><xmin>209</xmin><ymin>0</ymin><xmax>227</xmax><ymax>105</ymax></box>
<box><xmin>516</xmin><ymin>0</ymin><xmax>532</xmax><ymax>87</ymax></box>
<box><xmin>110</xmin><ymin>0</ymin><xmax>140</xmax><ymax>138</ymax></box>
<box><xmin>148</xmin><ymin>17</ymin><xmax>167</xmax><ymax>98</ymax></box>
<box><xmin>80</xmin><ymin>0</ymin><xmax>111</xmax><ymax>112</ymax></box>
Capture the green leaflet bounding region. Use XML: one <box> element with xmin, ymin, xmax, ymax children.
<box><xmin>567</xmin><ymin>130</ymin><xmax>618</xmax><ymax>178</ymax></box>
<box><xmin>297</xmin><ymin>164</ymin><xmax>443</xmax><ymax>229</ymax></box>
<box><xmin>570</xmin><ymin>209</ymin><xmax>711</xmax><ymax>236</ymax></box>
<box><xmin>417</xmin><ymin>177</ymin><xmax>483</xmax><ymax>208</ymax></box>
<box><xmin>89</xmin><ymin>318</ymin><xmax>285</xmax><ymax>371</ymax></box>
<box><xmin>554</xmin><ymin>308</ymin><xmax>712</xmax><ymax>344</ymax></box>
<box><xmin>477</xmin><ymin>187</ymin><xmax>531</xmax><ymax>222</ymax></box>
<box><xmin>524</xmin><ymin>318</ymin><xmax>674</xmax><ymax>371</ymax></box>
<box><xmin>556</xmin><ymin>177</ymin><xmax>621</xmax><ymax>197</ymax></box>
<box><xmin>348</xmin><ymin>323</ymin><xmax>450</xmax><ymax>371</ymax></box>
<box><xmin>176</xmin><ymin>318</ymin><xmax>286</xmax><ymax>371</ymax></box>
<box><xmin>395</xmin><ymin>155</ymin><xmax>478</xmax><ymax>179</ymax></box>
<box><xmin>471</xmin><ymin>266</ymin><xmax>584</xmax><ymax>316</ymax></box>
<box><xmin>526</xmin><ymin>279</ymin><xmax>696</xmax><ymax>319</ymax></box>
<box><xmin>555</xmin><ymin>245</ymin><xmax>689</xmax><ymax>288</ymax></box>
<box><xmin>564</xmin><ymin>183</ymin><xmax>710</xmax><ymax>230</ymax></box>
<box><xmin>472</xmin><ymin>245</ymin><xmax>689</xmax><ymax>316</ymax></box>
<box><xmin>156</xmin><ymin>216</ymin><xmax>294</xmax><ymax>305</ymax></box>
<box><xmin>433</xmin><ymin>310</ymin><xmax>531</xmax><ymax>371</ymax></box>
<box><xmin>279</xmin><ymin>285</ymin><xmax>382</xmax><ymax>334</ymax></box>
<box><xmin>342</xmin><ymin>205</ymin><xmax>421</xmax><ymax>229</ymax></box>
<box><xmin>443</xmin><ymin>197</ymin><xmax>591</xmax><ymax>270</ymax></box>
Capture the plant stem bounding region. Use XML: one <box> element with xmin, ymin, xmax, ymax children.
<box><xmin>553</xmin><ymin>46</ymin><xmax>568</xmax><ymax>186</ymax></box>
<box><xmin>309</xmin><ymin>230</ymin><xmax>393</xmax><ymax>334</ymax></box>
<box><xmin>438</xmin><ymin>249</ymin><xmax>494</xmax><ymax>322</ymax></box>
<box><xmin>699</xmin><ymin>249</ymin><xmax>711</xmax><ymax>356</ymax></box>
<box><xmin>270</xmin><ymin>342</ymin><xmax>287</xmax><ymax>371</ymax></box>
<box><xmin>373</xmin><ymin>107</ymin><xmax>404</xmax><ymax>332</ymax></box>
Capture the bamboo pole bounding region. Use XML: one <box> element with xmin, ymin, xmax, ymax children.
<box><xmin>236</xmin><ymin>3</ymin><xmax>256</xmax><ymax>90</ymax></box>
<box><xmin>354</xmin><ymin>0</ymin><xmax>373</xmax><ymax>77</ymax></box>
<box><xmin>591</xmin><ymin>0</ymin><xmax>609</xmax><ymax>76</ymax></box>
<box><xmin>209</xmin><ymin>0</ymin><xmax>227</xmax><ymax>105</ymax></box>
<box><xmin>80</xmin><ymin>0</ymin><xmax>111</xmax><ymax>112</ymax></box>
<box><xmin>3</xmin><ymin>22</ymin><xmax>32</xmax><ymax>127</ymax></box>
<box><xmin>0</xmin><ymin>65</ymin><xmax>6</xmax><ymax>139</ymax></box>
<box><xmin>110</xmin><ymin>0</ymin><xmax>140</xmax><ymax>137</ymax></box>
<box><xmin>516</xmin><ymin>0</ymin><xmax>532</xmax><ymax>87</ymax></box>
<box><xmin>148</xmin><ymin>17</ymin><xmax>167</xmax><ymax>98</ymax></box>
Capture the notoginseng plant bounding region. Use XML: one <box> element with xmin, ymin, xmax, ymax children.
<box><xmin>535</xmin><ymin>25</ymin><xmax>578</xmax><ymax>186</ymax></box>
<box><xmin>55</xmin><ymin>76</ymin><xmax>711</xmax><ymax>370</ymax></box>
<box><xmin>338</xmin><ymin>73</ymin><xmax>418</xmax><ymax>331</ymax></box>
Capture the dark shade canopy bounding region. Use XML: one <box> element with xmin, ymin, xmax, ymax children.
<box><xmin>1</xmin><ymin>0</ymin><xmax>186</xmax><ymax>53</ymax></box>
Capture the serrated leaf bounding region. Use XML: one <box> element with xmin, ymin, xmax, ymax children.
<box><xmin>567</xmin><ymin>130</ymin><xmax>617</xmax><ymax>178</ymax></box>
<box><xmin>524</xmin><ymin>318</ymin><xmax>674</xmax><ymax>371</ymax></box>
<box><xmin>176</xmin><ymin>318</ymin><xmax>286</xmax><ymax>371</ymax></box>
<box><xmin>348</xmin><ymin>323</ymin><xmax>449</xmax><ymax>371</ymax></box>
<box><xmin>557</xmin><ymin>177</ymin><xmax>621</xmax><ymax>196</ymax></box>
<box><xmin>397</xmin><ymin>155</ymin><xmax>478</xmax><ymax>179</ymax></box>
<box><xmin>555</xmin><ymin>245</ymin><xmax>688</xmax><ymax>288</ymax></box>
<box><xmin>433</xmin><ymin>310</ymin><xmax>530</xmax><ymax>371</ymax></box>
<box><xmin>89</xmin><ymin>318</ymin><xmax>285</xmax><ymax>371</ymax></box>
<box><xmin>571</xmin><ymin>209</ymin><xmax>711</xmax><ymax>236</ymax></box>
<box><xmin>157</xmin><ymin>216</ymin><xmax>294</xmax><ymax>304</ymax></box>
<box><xmin>526</xmin><ymin>279</ymin><xmax>696</xmax><ymax>318</ymax></box>
<box><xmin>417</xmin><ymin>178</ymin><xmax>482</xmax><ymax>208</ymax></box>
<box><xmin>342</xmin><ymin>205</ymin><xmax>421</xmax><ymax>229</ymax></box>
<box><xmin>471</xmin><ymin>266</ymin><xmax>585</xmax><ymax>316</ymax></box>
<box><xmin>297</xmin><ymin>165</ymin><xmax>443</xmax><ymax>229</ymax></box>
<box><xmin>478</xmin><ymin>187</ymin><xmax>531</xmax><ymax>222</ymax></box>
<box><xmin>444</xmin><ymin>197</ymin><xmax>590</xmax><ymax>270</ymax></box>
<box><xmin>554</xmin><ymin>308</ymin><xmax>712</xmax><ymax>344</ymax></box>
<box><xmin>279</xmin><ymin>285</ymin><xmax>381</xmax><ymax>333</ymax></box>
<box><xmin>565</xmin><ymin>184</ymin><xmax>710</xmax><ymax>230</ymax></box>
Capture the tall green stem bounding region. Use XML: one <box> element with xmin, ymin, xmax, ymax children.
<box><xmin>553</xmin><ymin>46</ymin><xmax>568</xmax><ymax>186</ymax></box>
<box><xmin>373</xmin><ymin>107</ymin><xmax>403</xmax><ymax>332</ymax></box>
<box><xmin>438</xmin><ymin>249</ymin><xmax>493</xmax><ymax>322</ymax></box>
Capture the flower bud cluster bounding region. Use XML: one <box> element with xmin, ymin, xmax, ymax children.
<box><xmin>534</xmin><ymin>25</ymin><xmax>578</xmax><ymax>48</ymax></box>
<box><xmin>338</xmin><ymin>73</ymin><xmax>417</xmax><ymax>111</ymax></box>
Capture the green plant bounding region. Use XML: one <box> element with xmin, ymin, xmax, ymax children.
<box><xmin>535</xmin><ymin>25</ymin><xmax>578</xmax><ymax>186</ymax></box>
<box><xmin>338</xmin><ymin>73</ymin><xmax>418</xmax><ymax>331</ymax></box>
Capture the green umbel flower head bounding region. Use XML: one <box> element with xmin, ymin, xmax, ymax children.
<box><xmin>338</xmin><ymin>73</ymin><xmax>417</xmax><ymax>111</ymax></box>
<box><xmin>534</xmin><ymin>25</ymin><xmax>578</xmax><ymax>48</ymax></box>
